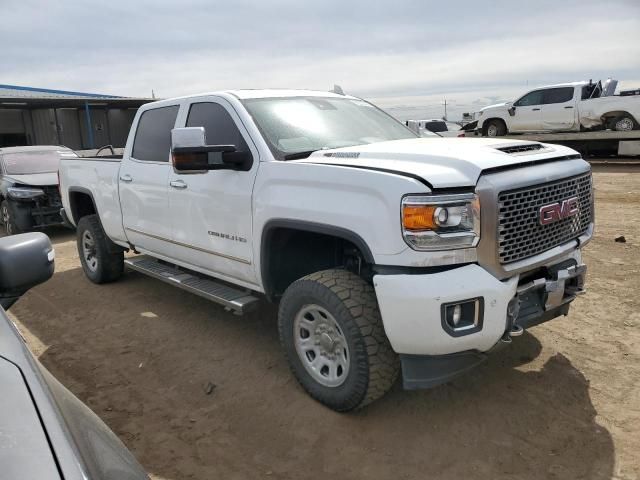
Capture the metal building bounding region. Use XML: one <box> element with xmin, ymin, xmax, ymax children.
<box><xmin>0</xmin><ymin>84</ymin><xmax>153</xmax><ymax>150</ymax></box>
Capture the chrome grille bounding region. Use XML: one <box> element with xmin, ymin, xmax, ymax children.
<box><xmin>497</xmin><ymin>172</ymin><xmax>592</xmax><ymax>264</ymax></box>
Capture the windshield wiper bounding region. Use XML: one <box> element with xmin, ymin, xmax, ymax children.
<box><xmin>282</xmin><ymin>150</ymin><xmax>320</xmax><ymax>160</ymax></box>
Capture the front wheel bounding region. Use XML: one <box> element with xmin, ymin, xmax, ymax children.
<box><xmin>76</xmin><ymin>214</ymin><xmax>124</xmax><ymax>284</ymax></box>
<box><xmin>484</xmin><ymin>119</ymin><xmax>507</xmax><ymax>137</ymax></box>
<box><xmin>278</xmin><ymin>269</ymin><xmax>399</xmax><ymax>411</ymax></box>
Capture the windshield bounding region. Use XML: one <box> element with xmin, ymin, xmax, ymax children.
<box><xmin>242</xmin><ymin>96</ymin><xmax>417</xmax><ymax>159</ymax></box>
<box><xmin>2</xmin><ymin>150</ymin><xmax>67</xmax><ymax>175</ymax></box>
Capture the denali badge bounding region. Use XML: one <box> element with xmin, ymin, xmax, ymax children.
<box><xmin>539</xmin><ymin>197</ymin><xmax>579</xmax><ymax>225</ymax></box>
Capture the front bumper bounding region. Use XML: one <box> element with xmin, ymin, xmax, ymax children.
<box><xmin>373</xmin><ymin>251</ymin><xmax>586</xmax><ymax>388</ymax></box>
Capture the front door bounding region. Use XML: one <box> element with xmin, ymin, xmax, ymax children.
<box><xmin>540</xmin><ymin>87</ymin><xmax>576</xmax><ymax>131</ymax></box>
<box><xmin>511</xmin><ymin>90</ymin><xmax>544</xmax><ymax>131</ymax></box>
<box><xmin>168</xmin><ymin>98</ymin><xmax>259</xmax><ymax>287</ymax></box>
<box><xmin>120</xmin><ymin>104</ymin><xmax>179</xmax><ymax>257</ymax></box>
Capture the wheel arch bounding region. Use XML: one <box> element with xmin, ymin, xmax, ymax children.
<box><xmin>67</xmin><ymin>187</ymin><xmax>97</xmax><ymax>225</ymax></box>
<box><xmin>260</xmin><ymin>219</ymin><xmax>375</xmax><ymax>301</ymax></box>
<box><xmin>600</xmin><ymin>110</ymin><xmax>638</xmax><ymax>126</ymax></box>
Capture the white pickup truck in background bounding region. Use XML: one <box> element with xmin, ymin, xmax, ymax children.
<box><xmin>58</xmin><ymin>90</ymin><xmax>593</xmax><ymax>411</ymax></box>
<box><xmin>478</xmin><ymin>79</ymin><xmax>640</xmax><ymax>136</ymax></box>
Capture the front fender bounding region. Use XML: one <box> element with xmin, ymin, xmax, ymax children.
<box><xmin>252</xmin><ymin>161</ymin><xmax>429</xmax><ymax>273</ymax></box>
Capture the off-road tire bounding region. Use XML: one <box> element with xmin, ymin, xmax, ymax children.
<box><xmin>76</xmin><ymin>214</ymin><xmax>124</xmax><ymax>284</ymax></box>
<box><xmin>278</xmin><ymin>269</ymin><xmax>399</xmax><ymax>411</ymax></box>
<box><xmin>484</xmin><ymin>119</ymin><xmax>507</xmax><ymax>137</ymax></box>
<box><xmin>1</xmin><ymin>200</ymin><xmax>21</xmax><ymax>236</ymax></box>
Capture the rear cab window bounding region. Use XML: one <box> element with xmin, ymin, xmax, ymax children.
<box><xmin>132</xmin><ymin>105</ymin><xmax>180</xmax><ymax>162</ymax></box>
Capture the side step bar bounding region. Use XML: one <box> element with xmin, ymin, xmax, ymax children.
<box><xmin>124</xmin><ymin>255</ymin><xmax>260</xmax><ymax>314</ymax></box>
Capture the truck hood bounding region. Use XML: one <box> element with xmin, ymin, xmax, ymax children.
<box><xmin>297</xmin><ymin>138</ymin><xmax>577</xmax><ymax>188</ymax></box>
<box><xmin>480</xmin><ymin>102</ymin><xmax>509</xmax><ymax>112</ymax></box>
<box><xmin>3</xmin><ymin>172</ymin><xmax>58</xmax><ymax>187</ymax></box>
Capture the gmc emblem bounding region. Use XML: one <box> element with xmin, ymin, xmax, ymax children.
<box><xmin>539</xmin><ymin>197</ymin><xmax>579</xmax><ymax>225</ymax></box>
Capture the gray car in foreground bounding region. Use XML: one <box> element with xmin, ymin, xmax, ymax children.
<box><xmin>0</xmin><ymin>232</ymin><xmax>148</xmax><ymax>479</ymax></box>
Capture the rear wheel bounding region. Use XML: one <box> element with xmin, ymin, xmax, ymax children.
<box><xmin>485</xmin><ymin>119</ymin><xmax>507</xmax><ymax>137</ymax></box>
<box><xmin>613</xmin><ymin>114</ymin><xmax>637</xmax><ymax>131</ymax></box>
<box><xmin>1</xmin><ymin>201</ymin><xmax>21</xmax><ymax>236</ymax></box>
<box><xmin>278</xmin><ymin>269</ymin><xmax>399</xmax><ymax>411</ymax></box>
<box><xmin>76</xmin><ymin>214</ymin><xmax>124</xmax><ymax>284</ymax></box>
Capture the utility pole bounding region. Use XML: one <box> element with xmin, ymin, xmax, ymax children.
<box><xmin>443</xmin><ymin>99</ymin><xmax>448</xmax><ymax>121</ymax></box>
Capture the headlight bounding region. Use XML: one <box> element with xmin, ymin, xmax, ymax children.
<box><xmin>7</xmin><ymin>187</ymin><xmax>45</xmax><ymax>200</ymax></box>
<box><xmin>402</xmin><ymin>193</ymin><xmax>480</xmax><ymax>250</ymax></box>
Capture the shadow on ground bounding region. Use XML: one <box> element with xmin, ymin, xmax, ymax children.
<box><xmin>11</xmin><ymin>264</ymin><xmax>615</xmax><ymax>480</ymax></box>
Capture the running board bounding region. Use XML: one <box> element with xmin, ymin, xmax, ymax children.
<box><xmin>124</xmin><ymin>256</ymin><xmax>260</xmax><ymax>314</ymax></box>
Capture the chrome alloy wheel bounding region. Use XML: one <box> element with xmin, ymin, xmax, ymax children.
<box><xmin>81</xmin><ymin>230</ymin><xmax>98</xmax><ymax>272</ymax></box>
<box><xmin>293</xmin><ymin>304</ymin><xmax>350</xmax><ymax>387</ymax></box>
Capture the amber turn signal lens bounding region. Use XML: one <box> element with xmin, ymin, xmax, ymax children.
<box><xmin>403</xmin><ymin>205</ymin><xmax>437</xmax><ymax>231</ymax></box>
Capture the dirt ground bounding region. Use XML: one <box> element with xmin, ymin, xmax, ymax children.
<box><xmin>8</xmin><ymin>165</ymin><xmax>640</xmax><ymax>480</ymax></box>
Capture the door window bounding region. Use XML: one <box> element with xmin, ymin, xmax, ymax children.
<box><xmin>186</xmin><ymin>102</ymin><xmax>248</xmax><ymax>150</ymax></box>
<box><xmin>514</xmin><ymin>90</ymin><xmax>544</xmax><ymax>106</ymax></box>
<box><xmin>543</xmin><ymin>87</ymin><xmax>574</xmax><ymax>104</ymax></box>
<box><xmin>186</xmin><ymin>102</ymin><xmax>250</xmax><ymax>167</ymax></box>
<box><xmin>132</xmin><ymin>105</ymin><xmax>179</xmax><ymax>162</ymax></box>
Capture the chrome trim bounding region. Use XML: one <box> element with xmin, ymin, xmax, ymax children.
<box><xmin>125</xmin><ymin>227</ymin><xmax>252</xmax><ymax>265</ymax></box>
<box><xmin>476</xmin><ymin>158</ymin><xmax>593</xmax><ymax>280</ymax></box>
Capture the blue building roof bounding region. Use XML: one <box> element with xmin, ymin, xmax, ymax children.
<box><xmin>0</xmin><ymin>84</ymin><xmax>129</xmax><ymax>100</ymax></box>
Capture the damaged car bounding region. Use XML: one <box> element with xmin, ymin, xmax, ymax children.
<box><xmin>478</xmin><ymin>78</ymin><xmax>640</xmax><ymax>136</ymax></box>
<box><xmin>0</xmin><ymin>146</ymin><xmax>76</xmax><ymax>235</ymax></box>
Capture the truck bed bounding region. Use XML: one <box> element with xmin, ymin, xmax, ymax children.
<box><xmin>58</xmin><ymin>155</ymin><xmax>127</xmax><ymax>243</ymax></box>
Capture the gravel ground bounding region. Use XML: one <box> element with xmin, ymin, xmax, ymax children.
<box><xmin>8</xmin><ymin>165</ymin><xmax>640</xmax><ymax>480</ymax></box>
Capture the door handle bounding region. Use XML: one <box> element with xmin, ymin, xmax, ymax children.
<box><xmin>564</xmin><ymin>106</ymin><xmax>574</xmax><ymax>109</ymax></box>
<box><xmin>532</xmin><ymin>108</ymin><xmax>541</xmax><ymax>111</ymax></box>
<box><xmin>119</xmin><ymin>174</ymin><xmax>133</xmax><ymax>183</ymax></box>
<box><xmin>170</xmin><ymin>180</ymin><xmax>188</xmax><ymax>189</ymax></box>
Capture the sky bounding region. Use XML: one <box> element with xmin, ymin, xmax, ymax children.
<box><xmin>1</xmin><ymin>0</ymin><xmax>639</xmax><ymax>121</ymax></box>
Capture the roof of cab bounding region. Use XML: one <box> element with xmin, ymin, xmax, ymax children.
<box><xmin>142</xmin><ymin>89</ymin><xmax>357</xmax><ymax>109</ymax></box>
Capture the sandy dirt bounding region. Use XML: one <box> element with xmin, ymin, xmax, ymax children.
<box><xmin>8</xmin><ymin>166</ymin><xmax>640</xmax><ymax>480</ymax></box>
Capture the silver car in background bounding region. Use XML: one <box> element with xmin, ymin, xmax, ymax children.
<box><xmin>0</xmin><ymin>232</ymin><xmax>148</xmax><ymax>479</ymax></box>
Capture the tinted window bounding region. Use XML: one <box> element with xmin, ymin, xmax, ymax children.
<box><xmin>132</xmin><ymin>106</ymin><xmax>179</xmax><ymax>162</ymax></box>
<box><xmin>423</xmin><ymin>121</ymin><xmax>447</xmax><ymax>133</ymax></box>
<box><xmin>514</xmin><ymin>90</ymin><xmax>544</xmax><ymax>106</ymax></box>
<box><xmin>186</xmin><ymin>102</ymin><xmax>248</xmax><ymax>150</ymax></box>
<box><xmin>543</xmin><ymin>87</ymin><xmax>574</xmax><ymax>104</ymax></box>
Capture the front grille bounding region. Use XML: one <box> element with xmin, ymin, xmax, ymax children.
<box><xmin>42</xmin><ymin>186</ymin><xmax>62</xmax><ymax>207</ymax></box>
<box><xmin>497</xmin><ymin>172</ymin><xmax>592</xmax><ymax>264</ymax></box>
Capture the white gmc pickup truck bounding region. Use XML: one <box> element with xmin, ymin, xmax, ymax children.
<box><xmin>59</xmin><ymin>90</ymin><xmax>593</xmax><ymax>411</ymax></box>
<box><xmin>478</xmin><ymin>79</ymin><xmax>640</xmax><ymax>136</ymax></box>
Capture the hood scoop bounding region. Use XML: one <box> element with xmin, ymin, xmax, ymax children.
<box><xmin>494</xmin><ymin>143</ymin><xmax>548</xmax><ymax>155</ymax></box>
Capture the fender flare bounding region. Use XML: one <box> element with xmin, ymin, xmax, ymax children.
<box><xmin>67</xmin><ymin>186</ymin><xmax>97</xmax><ymax>225</ymax></box>
<box><xmin>260</xmin><ymin>219</ymin><xmax>375</xmax><ymax>299</ymax></box>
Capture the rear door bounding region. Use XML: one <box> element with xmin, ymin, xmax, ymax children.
<box><xmin>511</xmin><ymin>90</ymin><xmax>544</xmax><ymax>131</ymax></box>
<box><xmin>540</xmin><ymin>87</ymin><xmax>576</xmax><ymax>130</ymax></box>
<box><xmin>167</xmin><ymin>98</ymin><xmax>260</xmax><ymax>286</ymax></box>
<box><xmin>120</xmin><ymin>105</ymin><xmax>179</xmax><ymax>256</ymax></box>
